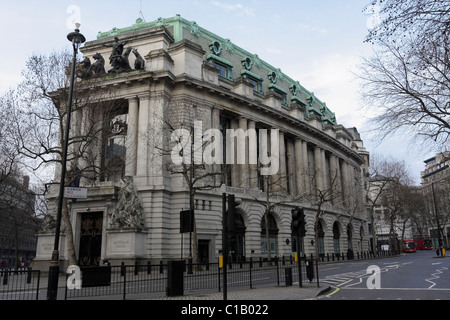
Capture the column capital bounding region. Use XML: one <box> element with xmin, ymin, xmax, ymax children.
<box><xmin>138</xmin><ymin>93</ymin><xmax>151</xmax><ymax>101</ymax></box>
<box><xmin>125</xmin><ymin>95</ymin><xmax>139</xmax><ymax>103</ymax></box>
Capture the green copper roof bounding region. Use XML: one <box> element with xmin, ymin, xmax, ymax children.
<box><xmin>97</xmin><ymin>15</ymin><xmax>337</xmax><ymax>125</ymax></box>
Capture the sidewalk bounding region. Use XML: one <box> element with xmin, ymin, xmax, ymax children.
<box><xmin>143</xmin><ymin>283</ymin><xmax>331</xmax><ymax>300</ymax></box>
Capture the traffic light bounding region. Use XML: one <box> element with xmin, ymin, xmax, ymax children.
<box><xmin>227</xmin><ymin>194</ymin><xmax>241</xmax><ymax>232</ymax></box>
<box><xmin>292</xmin><ymin>207</ymin><xmax>306</xmax><ymax>237</ymax></box>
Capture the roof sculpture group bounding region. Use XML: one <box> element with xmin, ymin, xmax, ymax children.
<box><xmin>77</xmin><ymin>37</ymin><xmax>145</xmax><ymax>80</ymax></box>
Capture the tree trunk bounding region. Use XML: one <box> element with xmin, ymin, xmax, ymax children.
<box><xmin>314</xmin><ymin>204</ymin><xmax>321</xmax><ymax>260</ymax></box>
<box><xmin>264</xmin><ymin>209</ymin><xmax>272</xmax><ymax>264</ymax></box>
<box><xmin>61</xmin><ymin>198</ymin><xmax>77</xmax><ymax>265</ymax></box>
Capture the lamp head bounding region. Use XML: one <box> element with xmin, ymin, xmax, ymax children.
<box><xmin>67</xmin><ymin>23</ymin><xmax>86</xmax><ymax>49</ymax></box>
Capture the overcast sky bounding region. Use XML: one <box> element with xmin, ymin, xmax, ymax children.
<box><xmin>0</xmin><ymin>0</ymin><xmax>433</xmax><ymax>184</ymax></box>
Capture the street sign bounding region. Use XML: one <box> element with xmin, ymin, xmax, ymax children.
<box><xmin>64</xmin><ymin>187</ymin><xmax>88</xmax><ymax>199</ymax></box>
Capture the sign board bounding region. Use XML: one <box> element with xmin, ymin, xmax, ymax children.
<box><xmin>64</xmin><ymin>187</ymin><xmax>88</xmax><ymax>199</ymax></box>
<box><xmin>180</xmin><ymin>209</ymin><xmax>194</xmax><ymax>233</ymax></box>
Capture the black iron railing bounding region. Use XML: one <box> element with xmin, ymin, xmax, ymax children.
<box><xmin>0</xmin><ymin>268</ymin><xmax>40</xmax><ymax>300</ymax></box>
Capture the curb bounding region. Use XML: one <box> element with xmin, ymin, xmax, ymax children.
<box><xmin>315</xmin><ymin>285</ymin><xmax>332</xmax><ymax>297</ymax></box>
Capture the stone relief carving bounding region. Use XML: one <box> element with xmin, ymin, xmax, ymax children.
<box><xmin>108</xmin><ymin>176</ymin><xmax>145</xmax><ymax>229</ymax></box>
<box><xmin>40</xmin><ymin>213</ymin><xmax>57</xmax><ymax>232</ymax></box>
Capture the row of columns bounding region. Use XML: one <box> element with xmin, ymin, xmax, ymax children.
<box><xmin>125</xmin><ymin>95</ymin><xmax>164</xmax><ymax>185</ymax></box>
<box><xmin>124</xmin><ymin>98</ymin><xmax>362</xmax><ymax>208</ymax></box>
<box><xmin>226</xmin><ymin>116</ymin><xmax>361</xmax><ymax>208</ymax></box>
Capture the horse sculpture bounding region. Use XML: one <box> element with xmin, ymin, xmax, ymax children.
<box><xmin>90</xmin><ymin>53</ymin><xmax>106</xmax><ymax>77</ymax></box>
<box><xmin>133</xmin><ymin>48</ymin><xmax>145</xmax><ymax>70</ymax></box>
<box><xmin>77</xmin><ymin>57</ymin><xmax>92</xmax><ymax>79</ymax></box>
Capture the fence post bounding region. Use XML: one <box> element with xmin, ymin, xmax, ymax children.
<box><xmin>276</xmin><ymin>260</ymin><xmax>280</xmax><ymax>286</ymax></box>
<box><xmin>218</xmin><ymin>260</ymin><xmax>221</xmax><ymax>292</ymax></box>
<box><xmin>249</xmin><ymin>258</ymin><xmax>253</xmax><ymax>289</ymax></box>
<box><xmin>123</xmin><ymin>265</ymin><xmax>127</xmax><ymax>300</ymax></box>
<box><xmin>315</xmin><ymin>259</ymin><xmax>320</xmax><ymax>288</ymax></box>
<box><xmin>120</xmin><ymin>262</ymin><xmax>125</xmax><ymax>277</ymax></box>
<box><xmin>27</xmin><ymin>268</ymin><xmax>32</xmax><ymax>284</ymax></box>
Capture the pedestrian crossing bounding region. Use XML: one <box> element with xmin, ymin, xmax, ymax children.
<box><xmin>321</xmin><ymin>270</ymin><xmax>369</xmax><ymax>287</ymax></box>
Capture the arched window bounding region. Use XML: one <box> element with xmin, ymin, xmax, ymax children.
<box><xmin>333</xmin><ymin>222</ymin><xmax>340</xmax><ymax>254</ymax></box>
<box><xmin>318</xmin><ymin>221</ymin><xmax>325</xmax><ymax>256</ymax></box>
<box><xmin>229</xmin><ymin>210</ymin><xmax>246</xmax><ymax>262</ymax></box>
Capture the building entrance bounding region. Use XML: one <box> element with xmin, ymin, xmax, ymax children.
<box><xmin>78</xmin><ymin>212</ymin><xmax>103</xmax><ymax>266</ymax></box>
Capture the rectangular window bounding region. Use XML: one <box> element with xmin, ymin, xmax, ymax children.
<box><xmin>102</xmin><ymin>103</ymin><xmax>128</xmax><ymax>183</ymax></box>
<box><xmin>248</xmin><ymin>78</ymin><xmax>262</xmax><ymax>93</ymax></box>
<box><xmin>208</xmin><ymin>55</ymin><xmax>234</xmax><ymax>81</ymax></box>
<box><xmin>214</xmin><ymin>62</ymin><xmax>228</xmax><ymax>78</ymax></box>
<box><xmin>213</xmin><ymin>61</ymin><xmax>232</xmax><ymax>80</ymax></box>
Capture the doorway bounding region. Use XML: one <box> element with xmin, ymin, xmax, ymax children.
<box><xmin>78</xmin><ymin>212</ymin><xmax>103</xmax><ymax>266</ymax></box>
<box><xmin>198</xmin><ymin>240</ymin><xmax>210</xmax><ymax>264</ymax></box>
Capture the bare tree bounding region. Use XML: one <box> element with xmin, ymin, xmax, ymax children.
<box><xmin>249</xmin><ymin>172</ymin><xmax>302</xmax><ymax>263</ymax></box>
<box><xmin>156</xmin><ymin>103</ymin><xmax>225</xmax><ymax>265</ymax></box>
<box><xmin>368</xmin><ymin>156</ymin><xmax>414</xmax><ymax>253</ymax></box>
<box><xmin>7</xmin><ymin>50</ymin><xmax>123</xmax><ymax>266</ymax></box>
<box><xmin>308</xmin><ymin>169</ymin><xmax>342</xmax><ymax>259</ymax></box>
<box><xmin>359</xmin><ymin>0</ymin><xmax>450</xmax><ymax>147</ymax></box>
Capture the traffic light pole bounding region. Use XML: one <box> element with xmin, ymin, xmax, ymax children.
<box><xmin>292</xmin><ymin>207</ymin><xmax>305</xmax><ymax>288</ymax></box>
<box><xmin>296</xmin><ymin>232</ymin><xmax>303</xmax><ymax>288</ymax></box>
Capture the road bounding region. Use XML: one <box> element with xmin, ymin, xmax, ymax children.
<box><xmin>317</xmin><ymin>250</ymin><xmax>450</xmax><ymax>300</ymax></box>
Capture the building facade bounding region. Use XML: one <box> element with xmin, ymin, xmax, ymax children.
<box><xmin>34</xmin><ymin>16</ymin><xmax>370</xmax><ymax>268</ymax></box>
<box><xmin>421</xmin><ymin>152</ymin><xmax>450</xmax><ymax>248</ymax></box>
<box><xmin>0</xmin><ymin>175</ymin><xmax>38</xmax><ymax>268</ymax></box>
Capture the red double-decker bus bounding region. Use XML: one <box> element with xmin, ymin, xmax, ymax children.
<box><xmin>404</xmin><ymin>239</ymin><xmax>417</xmax><ymax>253</ymax></box>
<box><xmin>414</xmin><ymin>236</ymin><xmax>433</xmax><ymax>250</ymax></box>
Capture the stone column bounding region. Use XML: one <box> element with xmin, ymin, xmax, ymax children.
<box><xmin>211</xmin><ymin>107</ymin><xmax>221</xmax><ymax>186</ymax></box>
<box><xmin>136</xmin><ymin>94</ymin><xmax>150</xmax><ymax>180</ymax></box>
<box><xmin>248</xmin><ymin>120</ymin><xmax>258</xmax><ymax>188</ymax></box>
<box><xmin>302</xmin><ymin>141</ymin><xmax>310</xmax><ymax>195</ymax></box>
<box><xmin>314</xmin><ymin>145</ymin><xmax>324</xmax><ymax>192</ymax></box>
<box><xmin>230</xmin><ymin>118</ymin><xmax>239</xmax><ymax>187</ymax></box>
<box><xmin>277</xmin><ymin>131</ymin><xmax>287</xmax><ymax>192</ymax></box>
<box><xmin>341</xmin><ymin>160</ymin><xmax>349</xmax><ymax>207</ymax></box>
<box><xmin>238</xmin><ymin>117</ymin><xmax>249</xmax><ymax>187</ymax></box>
<box><xmin>286</xmin><ymin>139</ymin><xmax>295</xmax><ymax>195</ymax></box>
<box><xmin>125</xmin><ymin>97</ymin><xmax>139</xmax><ymax>177</ymax></box>
<box><xmin>330</xmin><ymin>154</ymin><xmax>340</xmax><ymax>206</ymax></box>
<box><xmin>294</xmin><ymin>138</ymin><xmax>304</xmax><ymax>197</ymax></box>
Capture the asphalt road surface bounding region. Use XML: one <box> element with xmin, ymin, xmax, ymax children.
<box><xmin>317</xmin><ymin>250</ymin><xmax>450</xmax><ymax>300</ymax></box>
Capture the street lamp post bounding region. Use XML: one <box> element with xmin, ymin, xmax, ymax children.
<box><xmin>46</xmin><ymin>24</ymin><xmax>85</xmax><ymax>300</ymax></box>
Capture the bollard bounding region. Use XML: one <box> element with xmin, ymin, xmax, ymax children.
<box><xmin>285</xmin><ymin>267</ymin><xmax>292</xmax><ymax>286</ymax></box>
<box><xmin>306</xmin><ymin>260</ymin><xmax>314</xmax><ymax>282</ymax></box>
<box><xmin>166</xmin><ymin>261</ymin><xmax>184</xmax><ymax>297</ymax></box>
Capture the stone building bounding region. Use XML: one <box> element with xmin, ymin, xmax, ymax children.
<box><xmin>34</xmin><ymin>15</ymin><xmax>370</xmax><ymax>268</ymax></box>
<box><xmin>421</xmin><ymin>152</ymin><xmax>450</xmax><ymax>248</ymax></box>
<box><xmin>0</xmin><ymin>175</ymin><xmax>38</xmax><ymax>268</ymax></box>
